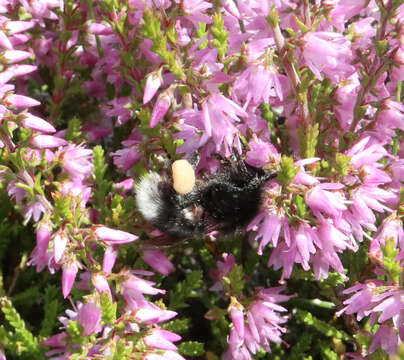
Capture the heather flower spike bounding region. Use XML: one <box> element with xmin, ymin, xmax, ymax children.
<box><xmin>143</xmin><ymin>70</ymin><xmax>163</xmax><ymax>104</ymax></box>
<box><xmin>62</xmin><ymin>261</ymin><xmax>79</xmax><ymax>298</ymax></box>
<box><xmin>142</xmin><ymin>249</ymin><xmax>175</xmax><ymax>275</ymax></box>
<box><xmin>94</xmin><ymin>226</ymin><xmax>138</xmax><ymax>244</ymax></box>
<box><xmin>150</xmin><ymin>91</ymin><xmax>171</xmax><ymax>127</ymax></box>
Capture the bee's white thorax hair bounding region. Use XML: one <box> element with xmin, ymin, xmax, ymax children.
<box><xmin>136</xmin><ymin>172</ymin><xmax>163</xmax><ymax>221</ymax></box>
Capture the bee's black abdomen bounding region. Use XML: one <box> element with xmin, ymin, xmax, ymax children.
<box><xmin>136</xmin><ymin>157</ymin><xmax>274</xmax><ymax>240</ymax></box>
<box><xmin>201</xmin><ymin>168</ymin><xmax>264</xmax><ymax>231</ymax></box>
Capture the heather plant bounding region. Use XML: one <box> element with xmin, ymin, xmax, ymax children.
<box><xmin>0</xmin><ymin>0</ymin><xmax>404</xmax><ymax>359</ymax></box>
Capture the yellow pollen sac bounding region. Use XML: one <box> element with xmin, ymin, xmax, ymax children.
<box><xmin>172</xmin><ymin>159</ymin><xmax>196</xmax><ymax>194</ymax></box>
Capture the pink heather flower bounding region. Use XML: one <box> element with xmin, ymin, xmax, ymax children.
<box><xmin>75</xmin><ymin>272</ymin><xmax>91</xmax><ymax>291</ymax></box>
<box><xmin>175</xmin><ymin>19</ymin><xmax>190</xmax><ymax>46</ymax></box>
<box><xmin>7</xmin><ymin>179</ymin><xmax>26</xmax><ymax>203</ymax></box>
<box><xmin>229</xmin><ymin>297</ymin><xmax>245</xmax><ymax>339</ymax></box>
<box><xmin>225</xmin><ymin>327</ymin><xmax>252</xmax><ymax>360</ymax></box>
<box><xmin>201</xmin><ymin>94</ymin><xmax>247</xmax><ymax>153</ymax></box>
<box><xmin>0</xmin><ymin>69</ymin><xmax>13</xmax><ymax>85</ymax></box>
<box><xmin>111</xmin><ymin>143</ymin><xmax>142</xmax><ymax>172</ymax></box>
<box><xmin>84</xmin><ymin>124</ymin><xmax>111</xmax><ymax>142</ymax></box>
<box><xmin>29</xmin><ymin>223</ymin><xmax>52</xmax><ymax>272</ymax></box>
<box><xmin>121</xmin><ymin>273</ymin><xmax>165</xmax><ymax>303</ymax></box>
<box><xmin>1</xmin><ymin>49</ymin><xmax>31</xmax><ymax>64</ymax></box>
<box><xmin>8</xmin><ymin>64</ymin><xmax>37</xmax><ymax>77</ymax></box>
<box><xmin>248</xmin><ymin>212</ymin><xmax>285</xmax><ymax>254</ymax></box>
<box><xmin>372</xmin><ymin>216</ymin><xmax>404</xmax><ymax>250</ymax></box>
<box><xmin>139</xmin><ymin>39</ymin><xmax>162</xmax><ymax>63</ymax></box>
<box><xmin>293</xmin><ymin>158</ymin><xmax>320</xmax><ymax>186</ymax></box>
<box><xmin>337</xmin><ymin>283</ymin><xmax>377</xmax><ymax>319</ymax></box>
<box><xmin>371</xmin><ymin>290</ymin><xmax>404</xmax><ymax>325</ymax></box>
<box><xmin>350</xmin><ymin>17</ymin><xmax>377</xmax><ymax>50</ymax></box>
<box><xmin>245</xmin><ymin>135</ymin><xmax>280</xmax><ymax>168</ymax></box>
<box><xmin>0</xmin><ymin>31</ymin><xmax>12</xmax><ymax>49</ymax></box>
<box><xmin>20</xmin><ymin>113</ymin><xmax>56</xmax><ymax>133</ymax></box>
<box><xmin>150</xmin><ymin>91</ymin><xmax>171</xmax><ymax>127</ymax></box>
<box><xmin>11</xmin><ymin>33</ymin><xmax>31</xmax><ymax>47</ymax></box>
<box><xmin>76</xmin><ymin>302</ymin><xmax>102</xmax><ymax>336</ymax></box>
<box><xmin>302</xmin><ymin>32</ymin><xmax>355</xmax><ymax>83</ymax></box>
<box><xmin>28</xmin><ymin>246</ymin><xmax>50</xmax><ymax>273</ymax></box>
<box><xmin>59</xmin><ymin>144</ymin><xmax>93</xmax><ymax>180</ymax></box>
<box><xmin>53</xmin><ymin>233</ymin><xmax>68</xmax><ymax>263</ymax></box>
<box><xmin>305</xmin><ymin>183</ymin><xmax>347</xmax><ymax>222</ymax></box>
<box><xmin>392</xmin><ymin>46</ymin><xmax>404</xmax><ymax>81</ymax></box>
<box><xmin>152</xmin><ymin>0</ymin><xmax>172</xmax><ymax>9</ymax></box>
<box><xmin>87</xmin><ymin>22</ymin><xmax>114</xmax><ymax>35</ymax></box>
<box><xmin>225</xmin><ymin>287</ymin><xmax>293</xmax><ymax>359</ymax></box>
<box><xmin>114</xmin><ymin>178</ymin><xmax>134</xmax><ymax>192</ymax></box>
<box><xmin>329</xmin><ymin>0</ymin><xmax>366</xmax><ymax>31</ymax></box>
<box><xmin>209</xmin><ymin>253</ymin><xmax>236</xmax><ymax>291</ymax></box>
<box><xmin>233</xmin><ymin>64</ymin><xmax>284</xmax><ymax>107</ymax></box>
<box><xmin>3</xmin><ymin>20</ymin><xmax>35</xmax><ymax>35</ymax></box>
<box><xmin>5</xmin><ymin>94</ymin><xmax>40</xmax><ymax>108</ymax></box>
<box><xmin>105</xmin><ymin>97</ymin><xmax>133</xmax><ymax>126</ymax></box>
<box><xmin>345</xmin><ymin>137</ymin><xmax>387</xmax><ymax>170</ymax></box>
<box><xmin>94</xmin><ymin>226</ymin><xmax>138</xmax><ymax>244</ymax></box>
<box><xmin>61</xmin><ymin>179</ymin><xmax>92</xmax><ymax>208</ymax></box>
<box><xmin>334</xmin><ymin>73</ymin><xmax>360</xmax><ymax>131</ymax></box>
<box><xmin>222</xmin><ymin>0</ymin><xmax>241</xmax><ymax>18</ymax></box>
<box><xmin>268</xmin><ymin>240</ymin><xmax>298</xmax><ymax>281</ymax></box>
<box><xmin>191</xmin><ymin>48</ymin><xmax>231</xmax><ymax>90</ymax></box>
<box><xmin>292</xmin><ymin>223</ymin><xmax>317</xmax><ymax>271</ymax></box>
<box><xmin>112</xmin><ymin>126</ymin><xmax>141</xmax><ymax>162</ymax></box>
<box><xmin>142</xmin><ymin>249</ymin><xmax>175</xmax><ymax>275</ymax></box>
<box><xmin>143</xmin><ymin>72</ymin><xmax>163</xmax><ymax>104</ymax></box>
<box><xmin>312</xmin><ymin>218</ymin><xmax>354</xmax><ymax>279</ymax></box>
<box><xmin>42</xmin><ymin>332</ymin><xmax>68</xmax><ymax>347</ymax></box>
<box><xmin>350</xmin><ymin>186</ymin><xmax>393</xmax><ymax>223</ymax></box>
<box><xmin>369</xmin><ymin>324</ymin><xmax>399</xmax><ymax>355</ymax></box>
<box><xmin>92</xmin><ymin>273</ymin><xmax>112</xmax><ymax>299</ymax></box>
<box><xmin>181</xmin><ymin>0</ymin><xmax>213</xmax><ymax>25</ymax></box>
<box><xmin>241</xmin><ymin>112</ymin><xmax>271</xmax><ymax>138</ymax></box>
<box><xmin>102</xmin><ymin>246</ymin><xmax>118</xmax><ymax>274</ymax></box>
<box><xmin>144</xmin><ymin>329</ymin><xmax>181</xmax><ymax>351</ymax></box>
<box><xmin>173</xmin><ymin>112</ymin><xmax>202</xmax><ymax>156</ymax></box>
<box><xmin>376</xmin><ymin>100</ymin><xmax>404</xmax><ymax>141</ymax></box>
<box><xmin>24</xmin><ymin>201</ymin><xmax>46</xmax><ymax>223</ymax></box>
<box><xmin>62</xmin><ymin>261</ymin><xmax>79</xmax><ymax>298</ymax></box>
<box><xmin>35</xmin><ymin>222</ymin><xmax>51</xmax><ymax>259</ymax></box>
<box><xmin>133</xmin><ymin>306</ymin><xmax>178</xmax><ymax>325</ymax></box>
<box><xmin>30</xmin><ymin>135</ymin><xmax>68</xmax><ymax>148</ymax></box>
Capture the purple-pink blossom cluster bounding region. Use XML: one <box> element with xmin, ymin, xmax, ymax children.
<box><xmin>211</xmin><ymin>254</ymin><xmax>294</xmax><ymax>360</ymax></box>
<box><xmin>44</xmin><ymin>271</ymin><xmax>184</xmax><ymax>360</ymax></box>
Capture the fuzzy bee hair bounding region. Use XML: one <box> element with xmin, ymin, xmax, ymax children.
<box><xmin>136</xmin><ymin>154</ymin><xmax>276</xmax><ymax>240</ymax></box>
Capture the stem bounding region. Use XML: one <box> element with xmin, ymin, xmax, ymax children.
<box><xmin>348</xmin><ymin>0</ymin><xmax>394</xmax><ymax>135</ymax></box>
<box><xmin>0</xmin><ymin>127</ymin><xmax>15</xmax><ymax>153</ymax></box>
<box><xmin>303</xmin><ymin>0</ymin><xmax>311</xmax><ymax>27</ymax></box>
<box><xmin>270</xmin><ymin>14</ymin><xmax>311</xmax><ymax>125</ymax></box>
<box><xmin>6</xmin><ymin>253</ymin><xmax>27</xmax><ymax>296</ymax></box>
<box><xmin>20</xmin><ymin>169</ymin><xmax>54</xmax><ymax>213</ymax></box>
<box><xmin>87</xmin><ymin>0</ymin><xmax>104</xmax><ymax>58</ymax></box>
